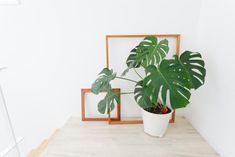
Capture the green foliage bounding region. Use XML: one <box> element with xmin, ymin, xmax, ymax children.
<box><xmin>138</xmin><ymin>36</ymin><xmax>169</xmax><ymax>67</ymax></box>
<box><xmin>122</xmin><ymin>36</ymin><xmax>169</xmax><ymax>76</ymax></box>
<box><xmin>134</xmin><ymin>50</ymin><xmax>206</xmax><ymax>109</ymax></box>
<box><xmin>91</xmin><ymin>68</ymin><xmax>120</xmax><ymax>114</ymax></box>
<box><xmin>134</xmin><ymin>81</ymin><xmax>155</xmax><ymax>109</ymax></box>
<box><xmin>136</xmin><ymin>62</ymin><xmax>191</xmax><ymax>109</ymax></box>
<box><xmin>178</xmin><ymin>51</ymin><xmax>206</xmax><ymax>89</ymax></box>
<box><xmin>97</xmin><ymin>90</ymin><xmax>120</xmax><ymax>114</ymax></box>
<box><xmin>91</xmin><ymin>36</ymin><xmax>206</xmax><ymax>113</ymax></box>
<box><xmin>91</xmin><ymin>68</ymin><xmax>116</xmax><ymax>94</ymax></box>
<box><xmin>122</xmin><ymin>46</ymin><xmax>142</xmax><ymax>76</ymax></box>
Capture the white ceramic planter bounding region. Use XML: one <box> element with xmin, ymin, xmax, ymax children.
<box><xmin>141</xmin><ymin>108</ymin><xmax>173</xmax><ymax>137</ymax></box>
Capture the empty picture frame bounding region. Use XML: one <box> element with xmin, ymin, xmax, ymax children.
<box><xmin>106</xmin><ymin>34</ymin><xmax>181</xmax><ymax>124</ymax></box>
<box><xmin>81</xmin><ymin>88</ymin><xmax>121</xmax><ymax>121</ymax></box>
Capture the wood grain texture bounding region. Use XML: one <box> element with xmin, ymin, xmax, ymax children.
<box><xmin>40</xmin><ymin>117</ymin><xmax>220</xmax><ymax>157</ymax></box>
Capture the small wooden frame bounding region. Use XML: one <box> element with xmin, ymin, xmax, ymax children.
<box><xmin>106</xmin><ymin>34</ymin><xmax>180</xmax><ymax>124</ymax></box>
<box><xmin>81</xmin><ymin>88</ymin><xmax>121</xmax><ymax>121</ymax></box>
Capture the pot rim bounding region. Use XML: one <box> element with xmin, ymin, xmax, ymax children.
<box><xmin>141</xmin><ymin>107</ymin><xmax>173</xmax><ymax>116</ymax></box>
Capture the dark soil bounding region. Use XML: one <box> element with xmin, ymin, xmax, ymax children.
<box><xmin>144</xmin><ymin>106</ymin><xmax>172</xmax><ymax>114</ymax></box>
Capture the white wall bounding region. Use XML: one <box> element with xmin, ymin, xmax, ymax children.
<box><xmin>0</xmin><ymin>93</ymin><xmax>16</xmax><ymax>155</ymax></box>
<box><xmin>185</xmin><ymin>0</ymin><xmax>235</xmax><ymax>157</ymax></box>
<box><xmin>0</xmin><ymin>0</ymin><xmax>202</xmax><ymax>156</ymax></box>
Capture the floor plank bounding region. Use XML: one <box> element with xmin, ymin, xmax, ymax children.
<box><xmin>40</xmin><ymin>117</ymin><xmax>219</xmax><ymax>157</ymax></box>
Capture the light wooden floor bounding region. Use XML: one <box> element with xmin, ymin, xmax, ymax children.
<box><xmin>40</xmin><ymin>117</ymin><xmax>219</xmax><ymax>157</ymax></box>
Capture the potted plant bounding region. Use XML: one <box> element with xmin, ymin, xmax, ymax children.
<box><xmin>91</xmin><ymin>36</ymin><xmax>206</xmax><ymax>137</ymax></box>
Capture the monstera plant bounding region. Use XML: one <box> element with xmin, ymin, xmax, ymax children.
<box><xmin>91</xmin><ymin>36</ymin><xmax>206</xmax><ymax>137</ymax></box>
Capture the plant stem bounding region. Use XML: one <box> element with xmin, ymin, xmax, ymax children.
<box><xmin>116</xmin><ymin>76</ymin><xmax>138</xmax><ymax>83</ymax></box>
<box><xmin>120</xmin><ymin>92</ymin><xmax>134</xmax><ymax>95</ymax></box>
<box><xmin>134</xmin><ymin>68</ymin><xmax>143</xmax><ymax>79</ymax></box>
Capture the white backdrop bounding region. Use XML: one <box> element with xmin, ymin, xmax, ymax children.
<box><xmin>0</xmin><ymin>96</ymin><xmax>14</xmax><ymax>154</ymax></box>
<box><xmin>0</xmin><ymin>0</ymin><xmax>19</xmax><ymax>5</ymax></box>
<box><xmin>0</xmin><ymin>0</ymin><xmax>201</xmax><ymax>156</ymax></box>
<box><xmin>184</xmin><ymin>0</ymin><xmax>235</xmax><ymax>157</ymax></box>
<box><xmin>0</xmin><ymin>87</ymin><xmax>20</xmax><ymax>157</ymax></box>
<box><xmin>0</xmin><ymin>0</ymin><xmax>233</xmax><ymax>156</ymax></box>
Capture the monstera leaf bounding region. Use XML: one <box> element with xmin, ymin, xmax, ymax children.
<box><xmin>91</xmin><ymin>68</ymin><xmax>116</xmax><ymax>94</ymax></box>
<box><xmin>139</xmin><ymin>36</ymin><xmax>169</xmax><ymax>67</ymax></box>
<box><xmin>123</xmin><ymin>36</ymin><xmax>169</xmax><ymax>76</ymax></box>
<box><xmin>179</xmin><ymin>51</ymin><xmax>206</xmax><ymax>89</ymax></box>
<box><xmin>121</xmin><ymin>46</ymin><xmax>142</xmax><ymax>76</ymax></box>
<box><xmin>135</xmin><ymin>60</ymin><xmax>191</xmax><ymax>109</ymax></box>
<box><xmin>97</xmin><ymin>90</ymin><xmax>120</xmax><ymax>114</ymax></box>
<box><xmin>126</xmin><ymin>46</ymin><xmax>143</xmax><ymax>68</ymax></box>
<box><xmin>134</xmin><ymin>81</ymin><xmax>155</xmax><ymax>109</ymax></box>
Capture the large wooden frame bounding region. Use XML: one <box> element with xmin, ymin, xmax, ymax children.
<box><xmin>81</xmin><ymin>88</ymin><xmax>121</xmax><ymax>121</ymax></box>
<box><xmin>106</xmin><ymin>34</ymin><xmax>181</xmax><ymax>124</ymax></box>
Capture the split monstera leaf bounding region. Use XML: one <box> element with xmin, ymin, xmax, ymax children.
<box><xmin>91</xmin><ymin>68</ymin><xmax>120</xmax><ymax>114</ymax></box>
<box><xmin>122</xmin><ymin>36</ymin><xmax>169</xmax><ymax>76</ymax></box>
<box><xmin>92</xmin><ymin>36</ymin><xmax>206</xmax><ymax>114</ymax></box>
